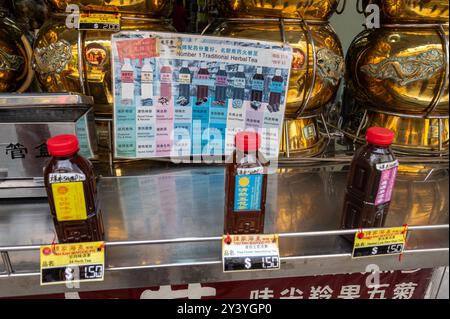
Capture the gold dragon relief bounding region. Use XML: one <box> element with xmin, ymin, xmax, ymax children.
<box><xmin>316</xmin><ymin>47</ymin><xmax>344</xmax><ymax>86</ymax></box>
<box><xmin>360</xmin><ymin>49</ymin><xmax>445</xmax><ymax>86</ymax></box>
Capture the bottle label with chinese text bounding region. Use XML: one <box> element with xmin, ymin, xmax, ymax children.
<box><xmin>269</xmin><ymin>80</ymin><xmax>283</xmax><ymax>93</ymax></box>
<box><xmin>178</xmin><ymin>73</ymin><xmax>191</xmax><ymax>84</ymax></box>
<box><xmin>142</xmin><ymin>71</ymin><xmax>153</xmax><ymax>83</ymax></box>
<box><xmin>160</xmin><ymin>71</ymin><xmax>172</xmax><ymax>83</ymax></box>
<box><xmin>49</xmin><ymin>173</ymin><xmax>87</xmax><ymax>222</ymax></box>
<box><xmin>216</xmin><ymin>75</ymin><xmax>228</xmax><ymax>86</ymax></box>
<box><xmin>234</xmin><ymin>77</ymin><xmax>246</xmax><ymax>88</ymax></box>
<box><xmin>251</xmin><ymin>79</ymin><xmax>264</xmax><ymax>91</ymax></box>
<box><xmin>234</xmin><ymin>173</ymin><xmax>263</xmax><ymax>211</ymax></box>
<box><xmin>375</xmin><ymin>160</ymin><xmax>399</xmax><ymax>205</ymax></box>
<box><xmin>121</xmin><ymin>71</ymin><xmax>134</xmax><ymax>83</ymax></box>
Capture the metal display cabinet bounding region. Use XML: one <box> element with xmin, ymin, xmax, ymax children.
<box><xmin>0</xmin><ymin>93</ymin><xmax>97</xmax><ymax>198</ymax></box>
<box><xmin>0</xmin><ymin>160</ymin><xmax>448</xmax><ymax>298</ymax></box>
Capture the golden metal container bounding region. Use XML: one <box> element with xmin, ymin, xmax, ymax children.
<box><xmin>214</xmin><ymin>19</ymin><xmax>344</xmax><ymax>118</ymax></box>
<box><xmin>362</xmin><ymin>0</ymin><xmax>449</xmax><ymax>23</ymax></box>
<box><xmin>346</xmin><ymin>25</ymin><xmax>449</xmax><ymax>117</ymax></box>
<box><xmin>33</xmin><ymin>14</ymin><xmax>175</xmax><ymax>115</ymax></box>
<box><xmin>0</xmin><ymin>14</ymin><xmax>33</xmax><ymax>93</ymax></box>
<box><xmin>216</xmin><ymin>0</ymin><xmax>342</xmax><ymax>20</ymax></box>
<box><xmin>279</xmin><ymin>116</ymin><xmax>326</xmax><ymax>157</ymax></box>
<box><xmin>47</xmin><ymin>0</ymin><xmax>173</xmax><ymax>17</ymax></box>
<box><xmin>345</xmin><ymin>110</ymin><xmax>449</xmax><ymax>154</ymax></box>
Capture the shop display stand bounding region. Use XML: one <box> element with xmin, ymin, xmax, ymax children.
<box><xmin>0</xmin><ymin>157</ymin><xmax>448</xmax><ymax>297</ymax></box>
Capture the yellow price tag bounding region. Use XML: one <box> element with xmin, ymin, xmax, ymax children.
<box><xmin>40</xmin><ymin>241</ymin><xmax>105</xmax><ymax>285</ymax></box>
<box><xmin>78</xmin><ymin>13</ymin><xmax>121</xmax><ymax>31</ymax></box>
<box><xmin>222</xmin><ymin>234</ymin><xmax>280</xmax><ymax>272</ymax></box>
<box><xmin>352</xmin><ymin>226</ymin><xmax>408</xmax><ymax>259</ymax></box>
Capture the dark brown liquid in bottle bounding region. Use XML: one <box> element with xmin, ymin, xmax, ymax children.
<box><xmin>44</xmin><ymin>153</ymin><xmax>104</xmax><ymax>243</ymax></box>
<box><xmin>341</xmin><ymin>143</ymin><xmax>397</xmax><ymax>241</ymax></box>
<box><xmin>224</xmin><ymin>150</ymin><xmax>269</xmax><ymax>234</ymax></box>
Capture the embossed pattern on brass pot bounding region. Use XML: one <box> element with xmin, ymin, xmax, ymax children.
<box><xmin>0</xmin><ymin>16</ymin><xmax>27</xmax><ymax>92</ymax></box>
<box><xmin>346</xmin><ymin>26</ymin><xmax>449</xmax><ymax>117</ymax></box>
<box><xmin>33</xmin><ymin>14</ymin><xmax>175</xmax><ymax>115</ymax></box>
<box><xmin>351</xmin><ymin>111</ymin><xmax>449</xmax><ymax>152</ymax></box>
<box><xmin>363</xmin><ymin>0</ymin><xmax>449</xmax><ymax>23</ymax></box>
<box><xmin>216</xmin><ymin>0</ymin><xmax>340</xmax><ymax>20</ymax></box>
<box><xmin>48</xmin><ymin>0</ymin><xmax>173</xmax><ymax>17</ymax></box>
<box><xmin>214</xmin><ymin>20</ymin><xmax>344</xmax><ymax>118</ymax></box>
<box><xmin>279</xmin><ymin>117</ymin><xmax>325</xmax><ymax>156</ymax></box>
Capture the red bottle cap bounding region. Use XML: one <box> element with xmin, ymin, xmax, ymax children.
<box><xmin>235</xmin><ymin>131</ymin><xmax>261</xmax><ymax>152</ymax></box>
<box><xmin>366</xmin><ymin>127</ymin><xmax>395</xmax><ymax>146</ymax></box>
<box><xmin>47</xmin><ymin>134</ymin><xmax>80</xmax><ymax>157</ymax></box>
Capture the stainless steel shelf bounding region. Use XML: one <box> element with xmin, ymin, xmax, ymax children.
<box><xmin>0</xmin><ymin>163</ymin><xmax>448</xmax><ymax>297</ymax></box>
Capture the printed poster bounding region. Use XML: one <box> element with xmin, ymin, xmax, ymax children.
<box><xmin>111</xmin><ymin>32</ymin><xmax>292</xmax><ymax>160</ymax></box>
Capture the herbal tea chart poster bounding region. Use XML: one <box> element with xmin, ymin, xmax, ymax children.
<box><xmin>111</xmin><ymin>32</ymin><xmax>293</xmax><ymax>160</ymax></box>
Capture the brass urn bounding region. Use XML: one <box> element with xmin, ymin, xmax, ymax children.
<box><xmin>0</xmin><ymin>13</ymin><xmax>33</xmax><ymax>93</ymax></box>
<box><xmin>216</xmin><ymin>0</ymin><xmax>342</xmax><ymax>20</ymax></box>
<box><xmin>213</xmin><ymin>19</ymin><xmax>343</xmax><ymax>157</ymax></box>
<box><xmin>214</xmin><ymin>19</ymin><xmax>344</xmax><ymax>118</ymax></box>
<box><xmin>47</xmin><ymin>0</ymin><xmax>173</xmax><ymax>17</ymax></box>
<box><xmin>346</xmin><ymin>25</ymin><xmax>449</xmax><ymax>117</ymax></box>
<box><xmin>361</xmin><ymin>0</ymin><xmax>449</xmax><ymax>24</ymax></box>
<box><xmin>33</xmin><ymin>13</ymin><xmax>175</xmax><ymax>115</ymax></box>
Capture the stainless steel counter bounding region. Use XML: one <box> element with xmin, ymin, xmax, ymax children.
<box><xmin>0</xmin><ymin>162</ymin><xmax>448</xmax><ymax>297</ymax></box>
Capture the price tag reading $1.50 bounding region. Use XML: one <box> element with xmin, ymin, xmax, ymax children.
<box><xmin>40</xmin><ymin>241</ymin><xmax>105</xmax><ymax>285</ymax></box>
<box><xmin>352</xmin><ymin>226</ymin><xmax>408</xmax><ymax>259</ymax></box>
<box><xmin>222</xmin><ymin>234</ymin><xmax>280</xmax><ymax>272</ymax></box>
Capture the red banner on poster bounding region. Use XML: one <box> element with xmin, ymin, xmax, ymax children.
<box><xmin>116</xmin><ymin>38</ymin><xmax>159</xmax><ymax>62</ymax></box>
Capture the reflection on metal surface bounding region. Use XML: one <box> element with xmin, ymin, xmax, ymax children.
<box><xmin>33</xmin><ymin>14</ymin><xmax>175</xmax><ymax>115</ymax></box>
<box><xmin>214</xmin><ymin>19</ymin><xmax>343</xmax><ymax>118</ymax></box>
<box><xmin>33</xmin><ymin>40</ymin><xmax>72</xmax><ymax>76</ymax></box>
<box><xmin>360</xmin><ymin>49</ymin><xmax>444</xmax><ymax>86</ymax></box>
<box><xmin>85</xmin><ymin>42</ymin><xmax>108</xmax><ymax>67</ymax></box>
<box><xmin>363</xmin><ymin>0</ymin><xmax>449</xmax><ymax>23</ymax></box>
<box><xmin>346</xmin><ymin>26</ymin><xmax>449</xmax><ymax>116</ymax></box>
<box><xmin>216</xmin><ymin>0</ymin><xmax>340</xmax><ymax>20</ymax></box>
<box><xmin>345</xmin><ymin>111</ymin><xmax>449</xmax><ymax>154</ymax></box>
<box><xmin>390</xmin><ymin>165</ymin><xmax>449</xmax><ymax>226</ymax></box>
<box><xmin>276</xmin><ymin>172</ymin><xmax>326</xmax><ymax>233</ymax></box>
<box><xmin>280</xmin><ymin>117</ymin><xmax>326</xmax><ymax>157</ymax></box>
<box><xmin>48</xmin><ymin>0</ymin><xmax>173</xmax><ymax>17</ymax></box>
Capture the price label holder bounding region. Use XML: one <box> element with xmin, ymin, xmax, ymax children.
<box><xmin>40</xmin><ymin>241</ymin><xmax>105</xmax><ymax>286</ymax></box>
<box><xmin>222</xmin><ymin>234</ymin><xmax>280</xmax><ymax>272</ymax></box>
<box><xmin>78</xmin><ymin>13</ymin><xmax>121</xmax><ymax>31</ymax></box>
<box><xmin>352</xmin><ymin>226</ymin><xmax>408</xmax><ymax>259</ymax></box>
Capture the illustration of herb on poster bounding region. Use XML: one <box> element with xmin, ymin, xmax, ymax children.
<box><xmin>111</xmin><ymin>32</ymin><xmax>293</xmax><ymax>161</ymax></box>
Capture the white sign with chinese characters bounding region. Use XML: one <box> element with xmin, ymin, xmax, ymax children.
<box><xmin>111</xmin><ymin>32</ymin><xmax>293</xmax><ymax>161</ymax></box>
